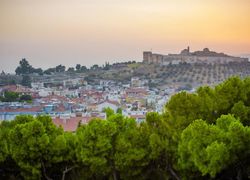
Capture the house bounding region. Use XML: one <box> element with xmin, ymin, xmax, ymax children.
<box><xmin>0</xmin><ymin>105</ymin><xmax>43</xmax><ymax>120</ymax></box>
<box><xmin>1</xmin><ymin>84</ymin><xmax>38</xmax><ymax>97</ymax></box>
<box><xmin>31</xmin><ymin>82</ymin><xmax>44</xmax><ymax>89</ymax></box>
<box><xmin>52</xmin><ymin>112</ymin><xmax>106</xmax><ymax>131</ymax></box>
<box><xmin>126</xmin><ymin>87</ymin><xmax>148</xmax><ymax>97</ymax></box>
<box><xmin>97</xmin><ymin>100</ymin><xmax>120</xmax><ymax>112</ymax></box>
<box><xmin>130</xmin><ymin>114</ymin><xmax>146</xmax><ymax>123</ymax></box>
<box><xmin>53</xmin><ymin>116</ymin><xmax>82</xmax><ymax>132</ymax></box>
<box><xmin>131</xmin><ymin>77</ymin><xmax>141</xmax><ymax>87</ymax></box>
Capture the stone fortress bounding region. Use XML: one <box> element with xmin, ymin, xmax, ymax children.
<box><xmin>143</xmin><ymin>47</ymin><xmax>248</xmax><ymax>65</ymax></box>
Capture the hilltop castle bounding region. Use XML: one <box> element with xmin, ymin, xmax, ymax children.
<box><xmin>143</xmin><ymin>47</ymin><xmax>248</xmax><ymax>65</ymax></box>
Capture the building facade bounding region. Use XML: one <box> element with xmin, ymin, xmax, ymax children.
<box><xmin>143</xmin><ymin>47</ymin><xmax>248</xmax><ymax>65</ymax></box>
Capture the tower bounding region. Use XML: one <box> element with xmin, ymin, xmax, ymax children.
<box><xmin>143</xmin><ymin>51</ymin><xmax>152</xmax><ymax>63</ymax></box>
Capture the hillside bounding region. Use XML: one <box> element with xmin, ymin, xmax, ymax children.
<box><xmin>2</xmin><ymin>60</ymin><xmax>250</xmax><ymax>91</ymax></box>
<box><xmin>82</xmin><ymin>61</ymin><xmax>250</xmax><ymax>89</ymax></box>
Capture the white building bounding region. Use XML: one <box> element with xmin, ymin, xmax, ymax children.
<box><xmin>97</xmin><ymin>100</ymin><xmax>119</xmax><ymax>112</ymax></box>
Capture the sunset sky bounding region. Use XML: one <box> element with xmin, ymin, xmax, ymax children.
<box><xmin>1</xmin><ymin>0</ymin><xmax>250</xmax><ymax>73</ymax></box>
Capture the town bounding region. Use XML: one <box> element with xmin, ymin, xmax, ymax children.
<box><xmin>0</xmin><ymin>77</ymin><xmax>169</xmax><ymax>131</ymax></box>
<box><xmin>1</xmin><ymin>0</ymin><xmax>250</xmax><ymax>178</ymax></box>
<box><xmin>0</xmin><ymin>47</ymin><xmax>249</xmax><ymax>132</ymax></box>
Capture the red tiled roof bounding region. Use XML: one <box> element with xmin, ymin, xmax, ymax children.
<box><xmin>55</xmin><ymin>104</ymin><xmax>67</xmax><ymax>112</ymax></box>
<box><xmin>126</xmin><ymin>88</ymin><xmax>148</xmax><ymax>94</ymax></box>
<box><xmin>107</xmin><ymin>100</ymin><xmax>120</xmax><ymax>106</ymax></box>
<box><xmin>99</xmin><ymin>100</ymin><xmax>120</xmax><ymax>106</ymax></box>
<box><xmin>71</xmin><ymin>98</ymin><xmax>84</xmax><ymax>103</ymax></box>
<box><xmin>53</xmin><ymin>117</ymin><xmax>81</xmax><ymax>132</ymax></box>
<box><xmin>130</xmin><ymin>114</ymin><xmax>145</xmax><ymax>119</ymax></box>
<box><xmin>41</xmin><ymin>95</ymin><xmax>68</xmax><ymax>102</ymax></box>
<box><xmin>52</xmin><ymin>116</ymin><xmax>101</xmax><ymax>131</ymax></box>
<box><xmin>2</xmin><ymin>85</ymin><xmax>18</xmax><ymax>92</ymax></box>
<box><xmin>2</xmin><ymin>85</ymin><xmax>35</xmax><ymax>94</ymax></box>
<box><xmin>81</xmin><ymin>117</ymin><xmax>93</xmax><ymax>124</ymax></box>
<box><xmin>0</xmin><ymin>106</ymin><xmax>42</xmax><ymax>113</ymax></box>
<box><xmin>15</xmin><ymin>88</ymin><xmax>33</xmax><ymax>93</ymax></box>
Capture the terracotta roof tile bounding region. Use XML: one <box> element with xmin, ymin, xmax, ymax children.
<box><xmin>0</xmin><ymin>106</ymin><xmax>42</xmax><ymax>113</ymax></box>
<box><xmin>53</xmin><ymin>117</ymin><xmax>81</xmax><ymax>132</ymax></box>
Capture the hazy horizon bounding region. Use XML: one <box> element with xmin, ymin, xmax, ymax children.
<box><xmin>1</xmin><ymin>0</ymin><xmax>250</xmax><ymax>73</ymax></box>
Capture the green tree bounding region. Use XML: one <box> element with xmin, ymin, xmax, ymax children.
<box><xmin>33</xmin><ymin>68</ymin><xmax>43</xmax><ymax>75</ymax></box>
<box><xmin>21</xmin><ymin>75</ymin><xmax>32</xmax><ymax>87</ymax></box>
<box><xmin>196</xmin><ymin>86</ymin><xmax>217</xmax><ymax>123</ymax></box>
<box><xmin>103</xmin><ymin>107</ymin><xmax>115</xmax><ymax>119</ymax></box>
<box><xmin>243</xmin><ymin>77</ymin><xmax>250</xmax><ymax>106</ymax></box>
<box><xmin>116</xmin><ymin>108</ymin><xmax>122</xmax><ymax>115</ymax></box>
<box><xmin>214</xmin><ymin>76</ymin><xmax>246</xmax><ymax>115</ymax></box>
<box><xmin>0</xmin><ymin>124</ymin><xmax>8</xmax><ymax>163</ymax></box>
<box><xmin>103</xmin><ymin>62</ymin><xmax>110</xmax><ymax>70</ymax></box>
<box><xmin>67</xmin><ymin>67</ymin><xmax>75</xmax><ymax>72</ymax></box>
<box><xmin>0</xmin><ymin>120</ymin><xmax>21</xmax><ymax>179</ymax></box>
<box><xmin>76</xmin><ymin>119</ymin><xmax>117</xmax><ymax>178</ymax></box>
<box><xmin>15</xmin><ymin>58</ymin><xmax>34</xmax><ymax>75</ymax></box>
<box><xmin>46</xmin><ymin>131</ymin><xmax>78</xmax><ymax>180</ymax></box>
<box><xmin>140</xmin><ymin>112</ymin><xmax>173</xmax><ymax>179</ymax></box>
<box><xmin>19</xmin><ymin>94</ymin><xmax>32</xmax><ymax>102</ymax></box>
<box><xmin>34</xmin><ymin>116</ymin><xmax>77</xmax><ymax>180</ymax></box>
<box><xmin>55</xmin><ymin>64</ymin><xmax>66</xmax><ymax>73</ymax></box>
<box><xmin>44</xmin><ymin>68</ymin><xmax>56</xmax><ymax>75</ymax></box>
<box><xmin>9</xmin><ymin>117</ymin><xmax>50</xmax><ymax>179</ymax></box>
<box><xmin>80</xmin><ymin>65</ymin><xmax>88</xmax><ymax>72</ymax></box>
<box><xmin>76</xmin><ymin>64</ymin><xmax>81</xmax><ymax>72</ymax></box>
<box><xmin>1</xmin><ymin>91</ymin><xmax>19</xmax><ymax>102</ymax></box>
<box><xmin>8</xmin><ymin>115</ymin><xmax>70</xmax><ymax>179</ymax></box>
<box><xmin>231</xmin><ymin>101</ymin><xmax>250</xmax><ymax>126</ymax></box>
<box><xmin>165</xmin><ymin>91</ymin><xmax>200</xmax><ymax>131</ymax></box>
<box><xmin>76</xmin><ymin>113</ymin><xmax>149</xmax><ymax>180</ymax></box>
<box><xmin>90</xmin><ymin>64</ymin><xmax>99</xmax><ymax>70</ymax></box>
<box><xmin>178</xmin><ymin>115</ymin><xmax>250</xmax><ymax>179</ymax></box>
<box><xmin>114</xmin><ymin>116</ymin><xmax>149</xmax><ymax>179</ymax></box>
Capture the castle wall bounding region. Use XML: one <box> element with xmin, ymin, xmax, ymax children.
<box><xmin>143</xmin><ymin>51</ymin><xmax>248</xmax><ymax>65</ymax></box>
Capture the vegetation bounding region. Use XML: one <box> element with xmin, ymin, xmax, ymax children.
<box><xmin>0</xmin><ymin>91</ymin><xmax>32</xmax><ymax>103</ymax></box>
<box><xmin>15</xmin><ymin>59</ymin><xmax>43</xmax><ymax>75</ymax></box>
<box><xmin>21</xmin><ymin>75</ymin><xmax>32</xmax><ymax>87</ymax></box>
<box><xmin>0</xmin><ymin>91</ymin><xmax>20</xmax><ymax>102</ymax></box>
<box><xmin>0</xmin><ymin>75</ymin><xmax>18</xmax><ymax>86</ymax></box>
<box><xmin>0</xmin><ymin>77</ymin><xmax>250</xmax><ymax>179</ymax></box>
<box><xmin>10</xmin><ymin>58</ymin><xmax>250</xmax><ymax>90</ymax></box>
<box><xmin>12</xmin><ymin>59</ymin><xmax>136</xmax><ymax>80</ymax></box>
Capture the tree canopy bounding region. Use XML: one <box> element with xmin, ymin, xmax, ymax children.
<box><xmin>0</xmin><ymin>91</ymin><xmax>32</xmax><ymax>102</ymax></box>
<box><xmin>15</xmin><ymin>59</ymin><xmax>43</xmax><ymax>75</ymax></box>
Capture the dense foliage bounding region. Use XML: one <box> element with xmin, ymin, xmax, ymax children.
<box><xmin>14</xmin><ymin>59</ymin><xmax>137</xmax><ymax>77</ymax></box>
<box><xmin>0</xmin><ymin>77</ymin><xmax>249</xmax><ymax>179</ymax></box>
<box><xmin>15</xmin><ymin>59</ymin><xmax>43</xmax><ymax>75</ymax></box>
<box><xmin>0</xmin><ymin>91</ymin><xmax>32</xmax><ymax>103</ymax></box>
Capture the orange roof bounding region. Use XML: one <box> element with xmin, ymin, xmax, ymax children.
<box><xmin>2</xmin><ymin>85</ymin><xmax>18</xmax><ymax>92</ymax></box>
<box><xmin>99</xmin><ymin>100</ymin><xmax>120</xmax><ymax>106</ymax></box>
<box><xmin>81</xmin><ymin>117</ymin><xmax>93</xmax><ymax>124</ymax></box>
<box><xmin>53</xmin><ymin>117</ymin><xmax>81</xmax><ymax>132</ymax></box>
<box><xmin>0</xmin><ymin>106</ymin><xmax>42</xmax><ymax>113</ymax></box>
<box><xmin>130</xmin><ymin>114</ymin><xmax>145</xmax><ymax>119</ymax></box>
<box><xmin>55</xmin><ymin>104</ymin><xmax>67</xmax><ymax>112</ymax></box>
<box><xmin>52</xmin><ymin>116</ymin><xmax>98</xmax><ymax>131</ymax></box>
<box><xmin>41</xmin><ymin>95</ymin><xmax>68</xmax><ymax>102</ymax></box>
<box><xmin>126</xmin><ymin>88</ymin><xmax>148</xmax><ymax>94</ymax></box>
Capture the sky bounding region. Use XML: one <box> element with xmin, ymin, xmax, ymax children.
<box><xmin>0</xmin><ymin>0</ymin><xmax>250</xmax><ymax>73</ymax></box>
